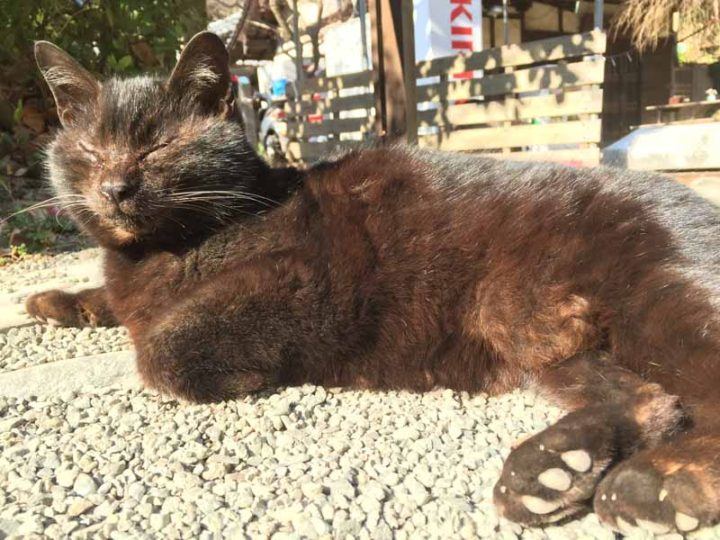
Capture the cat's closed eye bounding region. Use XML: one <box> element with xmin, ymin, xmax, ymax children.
<box><xmin>78</xmin><ymin>141</ymin><xmax>100</xmax><ymax>163</ymax></box>
<box><xmin>139</xmin><ymin>140</ymin><xmax>173</xmax><ymax>161</ymax></box>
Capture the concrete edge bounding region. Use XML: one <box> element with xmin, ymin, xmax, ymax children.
<box><xmin>0</xmin><ymin>315</ymin><xmax>33</xmax><ymax>332</ymax></box>
<box><xmin>0</xmin><ymin>350</ymin><xmax>140</xmax><ymax>399</ymax></box>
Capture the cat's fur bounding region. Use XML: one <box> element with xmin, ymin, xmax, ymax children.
<box><xmin>28</xmin><ymin>32</ymin><xmax>720</xmax><ymax>533</ymax></box>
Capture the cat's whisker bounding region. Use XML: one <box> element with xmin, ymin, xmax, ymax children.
<box><xmin>64</xmin><ymin>206</ymin><xmax>94</xmax><ymax>218</ymax></box>
<box><xmin>167</xmin><ymin>200</ymin><xmax>267</xmax><ymax>217</ymax></box>
<box><xmin>155</xmin><ymin>201</ymin><xmax>224</xmax><ymax>217</ymax></box>
<box><xmin>162</xmin><ymin>195</ymin><xmax>260</xmax><ymax>211</ymax></box>
<box><xmin>160</xmin><ymin>200</ymin><xmax>261</xmax><ymax>221</ymax></box>
<box><xmin>166</xmin><ymin>189</ymin><xmax>279</xmax><ymax>209</ymax></box>
<box><xmin>166</xmin><ymin>196</ymin><xmax>268</xmax><ymax>209</ymax></box>
<box><xmin>164</xmin><ymin>214</ymin><xmax>189</xmax><ymax>232</ymax></box>
<box><xmin>0</xmin><ymin>195</ymin><xmax>87</xmax><ymax>225</ymax></box>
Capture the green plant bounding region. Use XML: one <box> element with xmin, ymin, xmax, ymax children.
<box><xmin>12</xmin><ymin>100</ymin><xmax>23</xmax><ymax>124</ymax></box>
<box><xmin>106</xmin><ymin>53</ymin><xmax>135</xmax><ymax>74</ymax></box>
<box><xmin>11</xmin><ymin>243</ymin><xmax>28</xmax><ymax>259</ymax></box>
<box><xmin>0</xmin><ymin>1</ymin><xmax>208</xmax><ymax>262</ymax></box>
<box><xmin>0</xmin><ymin>243</ymin><xmax>30</xmax><ymax>266</ymax></box>
<box><xmin>1</xmin><ymin>206</ymin><xmax>77</xmax><ymax>254</ymax></box>
<box><xmin>0</xmin><ymin>0</ymin><xmax>207</xmax><ymax>86</ymax></box>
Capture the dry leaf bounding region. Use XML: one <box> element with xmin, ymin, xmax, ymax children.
<box><xmin>21</xmin><ymin>105</ymin><xmax>46</xmax><ymax>134</ymax></box>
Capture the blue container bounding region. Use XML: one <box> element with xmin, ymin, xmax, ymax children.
<box><xmin>271</xmin><ymin>78</ymin><xmax>288</xmax><ymax>98</ymax></box>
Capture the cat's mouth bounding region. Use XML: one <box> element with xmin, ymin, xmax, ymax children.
<box><xmin>100</xmin><ymin>206</ymin><xmax>151</xmax><ymax>237</ymax></box>
<box><xmin>82</xmin><ymin>207</ymin><xmax>147</xmax><ymax>245</ymax></box>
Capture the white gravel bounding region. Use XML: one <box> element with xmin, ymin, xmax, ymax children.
<box><xmin>0</xmin><ymin>248</ymin><xmax>121</xmax><ymax>373</ymax></box>
<box><xmin>0</xmin><ymin>385</ymin><xmax>625</xmax><ymax>540</ymax></box>
<box><xmin>0</xmin><ymin>249</ymin><xmax>102</xmax><ymax>296</ymax></box>
<box><xmin>0</xmin><ymin>325</ymin><xmax>130</xmax><ymax>373</ymax></box>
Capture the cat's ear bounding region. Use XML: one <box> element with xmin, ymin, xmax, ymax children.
<box><xmin>34</xmin><ymin>41</ymin><xmax>100</xmax><ymax>127</ymax></box>
<box><xmin>167</xmin><ymin>31</ymin><xmax>232</xmax><ymax>115</ymax></box>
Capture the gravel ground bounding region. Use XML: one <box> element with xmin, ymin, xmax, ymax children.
<box><xmin>0</xmin><ymin>248</ymin><xmax>101</xmax><ymax>297</ymax></box>
<box><xmin>0</xmin><ymin>385</ymin><xmax>624</xmax><ymax>540</ymax></box>
<box><xmin>0</xmin><ymin>325</ymin><xmax>130</xmax><ymax>373</ymax></box>
<box><xmin>0</xmin><ymin>248</ymin><xmax>126</xmax><ymax>373</ymax></box>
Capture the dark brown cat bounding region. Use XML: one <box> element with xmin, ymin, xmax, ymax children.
<box><xmin>27</xmin><ymin>32</ymin><xmax>720</xmax><ymax>534</ymax></box>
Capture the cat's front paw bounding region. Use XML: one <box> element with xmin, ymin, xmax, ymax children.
<box><xmin>494</xmin><ymin>407</ymin><xmax>618</xmax><ymax>525</ymax></box>
<box><xmin>25</xmin><ymin>290</ymin><xmax>86</xmax><ymax>327</ymax></box>
<box><xmin>594</xmin><ymin>449</ymin><xmax>720</xmax><ymax>535</ymax></box>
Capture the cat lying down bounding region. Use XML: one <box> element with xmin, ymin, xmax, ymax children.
<box><xmin>27</xmin><ymin>32</ymin><xmax>720</xmax><ymax>534</ymax></box>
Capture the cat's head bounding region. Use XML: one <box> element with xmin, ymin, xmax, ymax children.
<box><xmin>35</xmin><ymin>32</ymin><xmax>267</xmax><ymax>248</ymax></box>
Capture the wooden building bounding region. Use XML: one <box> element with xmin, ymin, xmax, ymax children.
<box><xmin>206</xmin><ymin>1</ymin><xmax>720</xmax><ymax>166</ymax></box>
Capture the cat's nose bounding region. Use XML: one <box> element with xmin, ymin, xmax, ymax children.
<box><xmin>100</xmin><ymin>181</ymin><xmax>133</xmax><ymax>204</ymax></box>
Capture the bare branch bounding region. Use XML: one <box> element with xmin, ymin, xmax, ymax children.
<box><xmin>613</xmin><ymin>0</ymin><xmax>720</xmax><ymax>52</ymax></box>
<box><xmin>270</xmin><ymin>0</ymin><xmax>292</xmax><ymax>40</ymax></box>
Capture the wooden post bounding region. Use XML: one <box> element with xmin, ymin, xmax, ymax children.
<box><xmin>369</xmin><ymin>0</ymin><xmax>407</xmax><ymax>139</ymax></box>
<box><xmin>401</xmin><ymin>1</ymin><xmax>417</xmax><ymax>144</ymax></box>
<box><xmin>369</xmin><ymin>0</ymin><xmax>387</xmax><ymax>136</ymax></box>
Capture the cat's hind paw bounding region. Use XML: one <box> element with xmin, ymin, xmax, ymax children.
<box><xmin>493</xmin><ymin>407</ymin><xmax>618</xmax><ymax>526</ymax></box>
<box><xmin>594</xmin><ymin>451</ymin><xmax>720</xmax><ymax>535</ymax></box>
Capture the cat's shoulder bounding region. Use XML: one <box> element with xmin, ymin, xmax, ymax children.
<box><xmin>301</xmin><ymin>145</ymin><xmax>428</xmax><ymax>203</ymax></box>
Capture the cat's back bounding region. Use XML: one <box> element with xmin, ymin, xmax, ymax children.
<box><xmin>308</xmin><ymin>143</ymin><xmax>715</xmax><ymax>212</ymax></box>
<box><xmin>307</xmin><ymin>145</ymin><xmax>720</xmax><ymax>285</ymax></box>
<box><xmin>331</xmin><ymin>144</ymin><xmax>720</xmax><ymax>231</ymax></box>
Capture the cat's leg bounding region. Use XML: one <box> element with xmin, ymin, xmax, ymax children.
<box><xmin>25</xmin><ymin>286</ymin><xmax>117</xmax><ymax>327</ymax></box>
<box><xmin>493</xmin><ymin>351</ymin><xmax>685</xmax><ymax>526</ymax></box>
<box><xmin>593</xmin><ymin>408</ymin><xmax>720</xmax><ymax>534</ymax></box>
<box><xmin>134</xmin><ymin>293</ymin><xmax>298</xmax><ymax>403</ymax></box>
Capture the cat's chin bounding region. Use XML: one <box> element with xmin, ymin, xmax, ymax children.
<box><xmin>111</xmin><ymin>227</ymin><xmax>139</xmax><ymax>244</ymax></box>
<box><xmin>95</xmin><ymin>216</ymin><xmax>145</xmax><ymax>246</ymax></box>
<box><xmin>102</xmin><ymin>211</ymin><xmax>148</xmax><ymax>239</ymax></box>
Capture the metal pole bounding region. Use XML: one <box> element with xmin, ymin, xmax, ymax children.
<box><xmin>401</xmin><ymin>0</ymin><xmax>417</xmax><ymax>144</ymax></box>
<box><xmin>502</xmin><ymin>0</ymin><xmax>509</xmax><ymax>44</ymax></box>
<box><xmin>594</xmin><ymin>0</ymin><xmax>604</xmax><ymax>30</ymax></box>
<box><xmin>478</xmin><ymin>0</ymin><xmax>483</xmax><ymax>49</ymax></box>
<box><xmin>292</xmin><ymin>0</ymin><xmax>303</xmax><ymax>84</ymax></box>
<box><xmin>358</xmin><ymin>0</ymin><xmax>369</xmax><ymax>70</ymax></box>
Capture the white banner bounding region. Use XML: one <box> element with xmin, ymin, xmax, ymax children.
<box><xmin>414</xmin><ymin>0</ymin><xmax>484</xmax><ymax>61</ymax></box>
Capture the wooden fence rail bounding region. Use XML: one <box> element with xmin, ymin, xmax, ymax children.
<box><xmin>416</xmin><ymin>30</ymin><xmax>607</xmax><ymax>167</ymax></box>
<box><xmin>415</xmin><ymin>30</ymin><xmax>606</xmax><ymax>77</ymax></box>
<box><xmin>284</xmin><ymin>70</ymin><xmax>375</xmax><ymax>164</ymax></box>
<box><xmin>284</xmin><ymin>30</ymin><xmax>607</xmax><ymax>167</ymax></box>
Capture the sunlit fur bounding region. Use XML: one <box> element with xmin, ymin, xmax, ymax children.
<box><xmin>45</xmin><ymin>75</ymin><xmax>296</xmax><ymax>248</ymax></box>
